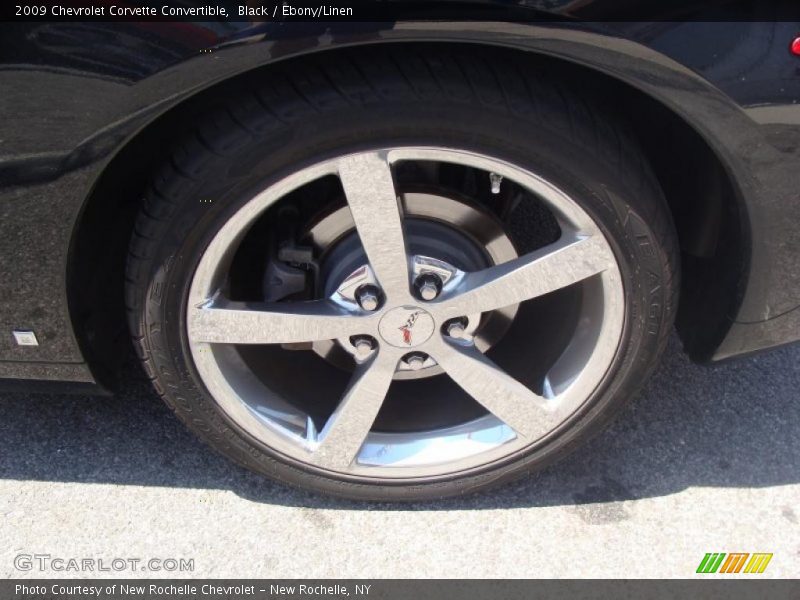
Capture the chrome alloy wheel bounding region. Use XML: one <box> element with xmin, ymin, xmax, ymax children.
<box><xmin>186</xmin><ymin>147</ymin><xmax>625</xmax><ymax>478</ymax></box>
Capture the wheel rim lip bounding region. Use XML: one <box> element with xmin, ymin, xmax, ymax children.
<box><xmin>187</xmin><ymin>146</ymin><xmax>625</xmax><ymax>480</ymax></box>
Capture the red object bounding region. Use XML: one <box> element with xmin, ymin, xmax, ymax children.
<box><xmin>792</xmin><ymin>37</ymin><xmax>800</xmax><ymax>56</ymax></box>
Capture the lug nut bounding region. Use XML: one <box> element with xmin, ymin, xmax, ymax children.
<box><xmin>414</xmin><ymin>274</ymin><xmax>442</xmax><ymax>301</ymax></box>
<box><xmin>418</xmin><ymin>282</ymin><xmax>438</xmax><ymax>301</ymax></box>
<box><xmin>404</xmin><ymin>353</ymin><xmax>427</xmax><ymax>371</ymax></box>
<box><xmin>353</xmin><ymin>337</ymin><xmax>376</xmax><ymax>359</ymax></box>
<box><xmin>356</xmin><ymin>285</ymin><xmax>381</xmax><ymax>311</ymax></box>
<box><xmin>446</xmin><ymin>320</ymin><xmax>468</xmax><ymax>339</ymax></box>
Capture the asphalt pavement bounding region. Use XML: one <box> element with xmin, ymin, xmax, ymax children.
<box><xmin>0</xmin><ymin>336</ymin><xmax>797</xmax><ymax>578</ymax></box>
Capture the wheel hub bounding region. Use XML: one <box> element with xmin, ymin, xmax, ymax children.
<box><xmin>328</xmin><ymin>256</ymin><xmax>476</xmax><ymax>377</ymax></box>
<box><xmin>307</xmin><ymin>191</ymin><xmax>520</xmax><ymax>379</ymax></box>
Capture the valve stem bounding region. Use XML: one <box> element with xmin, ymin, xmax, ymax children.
<box><xmin>489</xmin><ymin>172</ymin><xmax>503</xmax><ymax>195</ymax></box>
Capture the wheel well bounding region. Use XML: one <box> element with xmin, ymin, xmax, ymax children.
<box><xmin>68</xmin><ymin>42</ymin><xmax>745</xmax><ymax>387</ymax></box>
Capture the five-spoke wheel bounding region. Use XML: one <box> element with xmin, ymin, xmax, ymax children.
<box><xmin>187</xmin><ymin>148</ymin><xmax>624</xmax><ymax>475</ymax></box>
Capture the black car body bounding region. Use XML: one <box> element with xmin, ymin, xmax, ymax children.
<box><xmin>1</xmin><ymin>1</ymin><xmax>799</xmax><ymax>499</ymax></box>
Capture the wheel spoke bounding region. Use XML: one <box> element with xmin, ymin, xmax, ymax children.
<box><xmin>432</xmin><ymin>339</ymin><xmax>555</xmax><ymax>439</ymax></box>
<box><xmin>433</xmin><ymin>234</ymin><xmax>615</xmax><ymax>318</ymax></box>
<box><xmin>311</xmin><ymin>349</ymin><xmax>399</xmax><ymax>469</ymax></box>
<box><xmin>338</xmin><ymin>152</ymin><xmax>411</xmax><ymax>302</ymax></box>
<box><xmin>187</xmin><ymin>298</ymin><xmax>370</xmax><ymax>344</ymax></box>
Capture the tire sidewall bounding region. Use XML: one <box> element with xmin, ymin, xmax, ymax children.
<box><xmin>134</xmin><ymin>97</ymin><xmax>675</xmax><ymax>501</ymax></box>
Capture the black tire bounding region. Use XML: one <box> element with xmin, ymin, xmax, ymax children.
<box><xmin>126</xmin><ymin>46</ymin><xmax>679</xmax><ymax>501</ymax></box>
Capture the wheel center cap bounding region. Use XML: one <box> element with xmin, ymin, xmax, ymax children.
<box><xmin>378</xmin><ymin>306</ymin><xmax>435</xmax><ymax>348</ymax></box>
